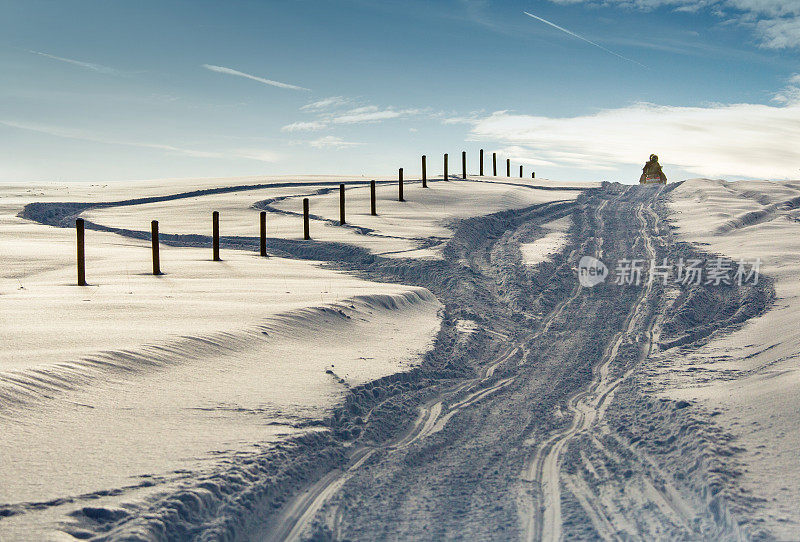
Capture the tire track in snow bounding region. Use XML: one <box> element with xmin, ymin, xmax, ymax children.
<box><xmin>266</xmin><ymin>341</ymin><xmax>524</xmax><ymax>541</ymax></box>
<box><xmin>521</xmin><ymin>191</ymin><xmax>662</xmax><ymax>542</ymax></box>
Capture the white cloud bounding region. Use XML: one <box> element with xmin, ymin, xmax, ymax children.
<box><xmin>300</xmin><ymin>96</ymin><xmax>349</xmax><ymax>111</ymax></box>
<box><xmin>27</xmin><ymin>50</ymin><xmax>123</xmax><ymax>76</ymax></box>
<box><xmin>756</xmin><ymin>16</ymin><xmax>800</xmax><ymax>48</ymax></box>
<box><xmin>469</xmin><ymin>86</ymin><xmax>800</xmax><ymax>179</ymax></box>
<box><xmin>331</xmin><ymin>106</ymin><xmax>420</xmax><ymax>124</ymax></box>
<box><xmin>281</xmin><ymin>121</ymin><xmax>329</xmax><ymax>132</ymax></box>
<box><xmin>202</xmin><ymin>64</ymin><xmax>309</xmax><ymax>91</ymax></box>
<box><xmin>308</xmin><ymin>136</ymin><xmax>362</xmax><ymax>149</ymax></box>
<box><xmin>546</xmin><ymin>0</ymin><xmax>800</xmax><ymax>49</ymax></box>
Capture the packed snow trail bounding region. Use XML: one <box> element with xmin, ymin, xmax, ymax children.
<box><xmin>19</xmin><ymin>182</ymin><xmax>773</xmax><ymax>540</ymax></box>
<box><xmin>254</xmin><ymin>184</ymin><xmax>769</xmax><ymax>541</ymax></box>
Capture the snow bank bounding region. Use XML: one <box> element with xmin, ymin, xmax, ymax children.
<box><xmin>665</xmin><ymin>178</ymin><xmax>800</xmax><ymax>537</ymax></box>
<box><xmin>1</xmin><ymin>175</ymin><xmax>582</xmax><ymax>538</ymax></box>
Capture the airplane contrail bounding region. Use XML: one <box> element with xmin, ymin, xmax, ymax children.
<box><xmin>203</xmin><ymin>64</ymin><xmax>310</xmax><ymax>91</ymax></box>
<box><xmin>523</xmin><ymin>11</ymin><xmax>648</xmax><ymax>69</ymax></box>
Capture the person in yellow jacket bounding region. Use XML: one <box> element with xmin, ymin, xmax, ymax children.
<box><xmin>639</xmin><ymin>154</ymin><xmax>667</xmax><ymax>184</ymax></box>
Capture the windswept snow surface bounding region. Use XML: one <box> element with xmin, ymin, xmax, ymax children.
<box><xmin>1</xmin><ymin>175</ymin><xmax>581</xmax><ymax>540</ymax></box>
<box><xmin>664</xmin><ymin>178</ymin><xmax>800</xmax><ymax>538</ymax></box>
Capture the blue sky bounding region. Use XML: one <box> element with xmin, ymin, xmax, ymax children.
<box><xmin>2</xmin><ymin>0</ymin><xmax>800</xmax><ymax>183</ymax></box>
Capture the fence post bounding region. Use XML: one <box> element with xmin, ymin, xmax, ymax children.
<box><xmin>260</xmin><ymin>211</ymin><xmax>267</xmax><ymax>256</ymax></box>
<box><xmin>422</xmin><ymin>155</ymin><xmax>427</xmax><ymax>188</ymax></box>
<box><xmin>398</xmin><ymin>168</ymin><xmax>404</xmax><ymax>202</ymax></box>
<box><xmin>303</xmin><ymin>198</ymin><xmax>310</xmax><ymax>240</ymax></box>
<box><xmin>493</xmin><ymin>153</ymin><xmax>497</xmax><ymax>176</ymax></box>
<box><xmin>506</xmin><ymin>159</ymin><xmax>510</xmax><ymax>177</ymax></box>
<box><xmin>480</xmin><ymin>149</ymin><xmax>484</xmax><ymax>176</ymax></box>
<box><xmin>76</xmin><ymin>218</ymin><xmax>86</xmax><ymax>286</ymax></box>
<box><xmin>151</xmin><ymin>220</ymin><xmax>161</xmax><ymax>275</ymax></box>
<box><xmin>212</xmin><ymin>211</ymin><xmax>220</xmax><ymax>261</ymax></box>
<box><xmin>444</xmin><ymin>153</ymin><xmax>448</xmax><ymax>180</ymax></box>
<box><xmin>370</xmin><ymin>180</ymin><xmax>377</xmax><ymax>215</ymax></box>
<box><xmin>462</xmin><ymin>151</ymin><xmax>466</xmax><ymax>179</ymax></box>
<box><xmin>339</xmin><ymin>184</ymin><xmax>346</xmax><ymax>224</ymax></box>
<box><xmin>520</xmin><ymin>165</ymin><xmax>523</xmax><ymax>178</ymax></box>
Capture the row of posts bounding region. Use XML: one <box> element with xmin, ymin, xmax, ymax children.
<box><xmin>74</xmin><ymin>150</ymin><xmax>536</xmax><ymax>285</ymax></box>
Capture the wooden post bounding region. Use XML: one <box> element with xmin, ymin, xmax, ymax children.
<box><xmin>480</xmin><ymin>149</ymin><xmax>484</xmax><ymax>176</ymax></box>
<box><xmin>462</xmin><ymin>151</ymin><xmax>466</xmax><ymax>179</ymax></box>
<box><xmin>151</xmin><ymin>220</ymin><xmax>161</xmax><ymax>275</ymax></box>
<box><xmin>212</xmin><ymin>211</ymin><xmax>220</xmax><ymax>261</ymax></box>
<box><xmin>520</xmin><ymin>165</ymin><xmax>523</xmax><ymax>178</ymax></box>
<box><xmin>76</xmin><ymin>218</ymin><xmax>86</xmax><ymax>286</ymax></box>
<box><xmin>422</xmin><ymin>155</ymin><xmax>427</xmax><ymax>188</ymax></box>
<box><xmin>370</xmin><ymin>180</ymin><xmax>377</xmax><ymax>215</ymax></box>
<box><xmin>532</xmin><ymin>171</ymin><xmax>536</xmax><ymax>179</ymax></box>
<box><xmin>260</xmin><ymin>211</ymin><xmax>267</xmax><ymax>256</ymax></box>
<box><xmin>303</xmin><ymin>198</ymin><xmax>310</xmax><ymax>240</ymax></box>
<box><xmin>339</xmin><ymin>184</ymin><xmax>346</xmax><ymax>224</ymax></box>
<box><xmin>398</xmin><ymin>168</ymin><xmax>404</xmax><ymax>202</ymax></box>
<box><xmin>493</xmin><ymin>153</ymin><xmax>497</xmax><ymax>176</ymax></box>
<box><xmin>444</xmin><ymin>153</ymin><xmax>448</xmax><ymax>180</ymax></box>
<box><xmin>506</xmin><ymin>159</ymin><xmax>510</xmax><ymax>177</ymax></box>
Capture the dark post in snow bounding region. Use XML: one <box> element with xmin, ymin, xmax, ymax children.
<box><xmin>444</xmin><ymin>153</ymin><xmax>448</xmax><ymax>180</ymax></box>
<box><xmin>260</xmin><ymin>211</ymin><xmax>267</xmax><ymax>256</ymax></box>
<box><xmin>480</xmin><ymin>149</ymin><xmax>484</xmax><ymax>176</ymax></box>
<box><xmin>76</xmin><ymin>218</ymin><xmax>86</xmax><ymax>286</ymax></box>
<box><xmin>462</xmin><ymin>151</ymin><xmax>467</xmax><ymax>180</ymax></box>
<box><xmin>303</xmin><ymin>198</ymin><xmax>310</xmax><ymax>240</ymax></box>
<box><xmin>506</xmin><ymin>159</ymin><xmax>510</xmax><ymax>177</ymax></box>
<box><xmin>370</xmin><ymin>180</ymin><xmax>377</xmax><ymax>215</ymax></box>
<box><xmin>339</xmin><ymin>184</ymin><xmax>346</xmax><ymax>225</ymax></box>
<box><xmin>493</xmin><ymin>153</ymin><xmax>497</xmax><ymax>176</ymax></box>
<box><xmin>532</xmin><ymin>172</ymin><xmax>536</xmax><ymax>179</ymax></box>
<box><xmin>422</xmin><ymin>155</ymin><xmax>427</xmax><ymax>188</ymax></box>
<box><xmin>520</xmin><ymin>165</ymin><xmax>523</xmax><ymax>178</ymax></box>
<box><xmin>398</xmin><ymin>168</ymin><xmax>404</xmax><ymax>202</ymax></box>
<box><xmin>212</xmin><ymin>211</ymin><xmax>220</xmax><ymax>261</ymax></box>
<box><xmin>151</xmin><ymin>220</ymin><xmax>161</xmax><ymax>275</ymax></box>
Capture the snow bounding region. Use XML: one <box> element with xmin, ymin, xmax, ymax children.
<box><xmin>0</xmin><ymin>174</ymin><xmax>579</xmax><ymax>539</ymax></box>
<box><xmin>519</xmin><ymin>216</ymin><xmax>571</xmax><ymax>266</ymax></box>
<box><xmin>666</xmin><ymin>178</ymin><xmax>800</xmax><ymax>537</ymax></box>
<box><xmin>82</xmin><ymin>176</ymin><xmax>581</xmax><ymax>259</ymax></box>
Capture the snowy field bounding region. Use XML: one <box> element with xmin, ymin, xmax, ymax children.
<box><xmin>4</xmin><ymin>174</ymin><xmax>799</xmax><ymax>541</ymax></box>
<box><xmin>665</xmin><ymin>179</ymin><xmax>800</xmax><ymax>538</ymax></box>
<box><xmin>0</xmin><ymin>174</ymin><xmax>582</xmax><ymax>539</ymax></box>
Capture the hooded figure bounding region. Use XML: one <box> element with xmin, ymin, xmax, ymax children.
<box><xmin>640</xmin><ymin>154</ymin><xmax>667</xmax><ymax>184</ymax></box>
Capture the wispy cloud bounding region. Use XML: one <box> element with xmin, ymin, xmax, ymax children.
<box><xmin>330</xmin><ymin>105</ymin><xmax>421</xmax><ymax>124</ymax></box>
<box><xmin>308</xmin><ymin>135</ymin><xmax>362</xmax><ymax>149</ymax></box>
<box><xmin>300</xmin><ymin>96</ymin><xmax>349</xmax><ymax>111</ymax></box>
<box><xmin>27</xmin><ymin>50</ymin><xmax>123</xmax><ymax>76</ymax></box>
<box><xmin>281</xmin><ymin>120</ymin><xmax>329</xmax><ymax>132</ymax></box>
<box><xmin>202</xmin><ymin>64</ymin><xmax>310</xmax><ymax>91</ymax></box>
<box><xmin>0</xmin><ymin>119</ymin><xmax>279</xmax><ymax>162</ymax></box>
<box><xmin>283</xmin><ymin>101</ymin><xmax>423</xmax><ymax>134</ymax></box>
<box><xmin>469</xmin><ymin>87</ymin><xmax>800</xmax><ymax>179</ymax></box>
<box><xmin>523</xmin><ymin>12</ymin><xmax>648</xmax><ymax>68</ymax></box>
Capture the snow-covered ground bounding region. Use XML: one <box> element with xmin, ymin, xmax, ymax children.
<box><xmin>665</xmin><ymin>178</ymin><xmax>800</xmax><ymax>537</ymax></box>
<box><xmin>0</xmin><ymin>175</ymin><xmax>580</xmax><ymax>539</ymax></box>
